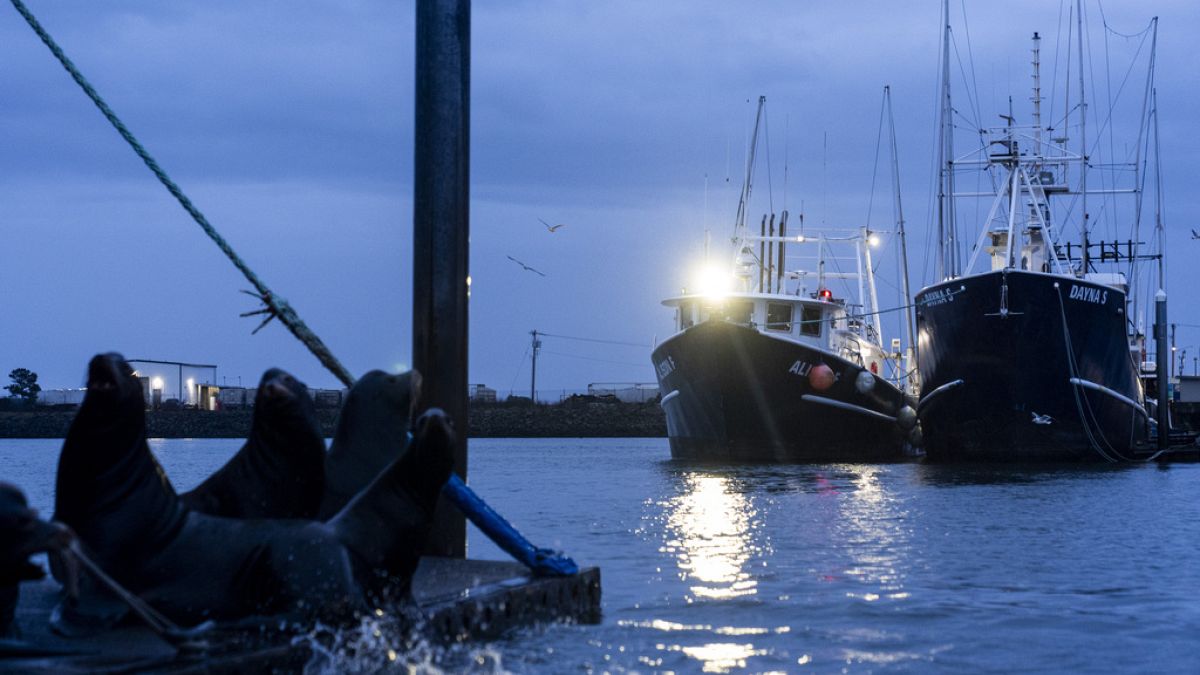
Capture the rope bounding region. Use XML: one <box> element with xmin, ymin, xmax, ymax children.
<box><xmin>67</xmin><ymin>540</ymin><xmax>213</xmax><ymax>651</ymax></box>
<box><xmin>9</xmin><ymin>0</ymin><xmax>355</xmax><ymax>389</ymax></box>
<box><xmin>1055</xmin><ymin>285</ymin><xmax>1129</xmax><ymax>462</ymax></box>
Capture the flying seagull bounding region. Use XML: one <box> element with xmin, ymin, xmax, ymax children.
<box><xmin>1191</xmin><ymin>228</ymin><xmax>1199</xmax><ymax>239</ymax></box>
<box><xmin>506</xmin><ymin>255</ymin><xmax>546</xmax><ymax>277</ymax></box>
<box><xmin>1031</xmin><ymin>412</ymin><xmax>1053</xmax><ymax>425</ymax></box>
<box><xmin>539</xmin><ymin>218</ymin><xmax>567</xmax><ymax>233</ymax></box>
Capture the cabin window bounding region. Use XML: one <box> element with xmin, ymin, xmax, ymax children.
<box><xmin>800</xmin><ymin>305</ymin><xmax>823</xmax><ymax>336</ymax></box>
<box><xmin>724</xmin><ymin>301</ymin><xmax>754</xmax><ymax>326</ymax></box>
<box><xmin>766</xmin><ymin>302</ymin><xmax>793</xmax><ymax>332</ymax></box>
<box><xmin>679</xmin><ymin>301</ymin><xmax>695</xmax><ymax>330</ymax></box>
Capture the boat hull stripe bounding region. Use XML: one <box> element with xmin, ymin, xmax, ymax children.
<box><xmin>1068</xmin><ymin>377</ymin><xmax>1147</xmax><ymax>417</ymax></box>
<box><xmin>917</xmin><ymin>378</ymin><xmax>964</xmax><ymax>413</ymax></box>
<box><xmin>801</xmin><ymin>394</ymin><xmax>897</xmax><ymax>423</ymax></box>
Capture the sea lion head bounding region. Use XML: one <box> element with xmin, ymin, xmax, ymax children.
<box><xmin>85</xmin><ymin>353</ymin><xmax>141</xmax><ymax>406</ymax></box>
<box><xmin>253</xmin><ymin>368</ymin><xmax>322</xmax><ymax>437</ymax></box>
<box><xmin>65</xmin><ymin>353</ymin><xmax>146</xmax><ymax>453</ymax></box>
<box><xmin>333</xmin><ymin>369</ymin><xmax>421</xmax><ymax>450</ymax></box>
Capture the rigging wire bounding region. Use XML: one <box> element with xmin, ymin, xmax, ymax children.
<box><xmin>919</xmin><ymin>8</ymin><xmax>948</xmax><ymax>287</ymax></box>
<box><xmin>958</xmin><ymin>0</ymin><xmax>985</xmax><ymax>133</ymax></box>
<box><xmin>948</xmin><ymin>33</ymin><xmax>979</xmax><ymax>133</ymax></box>
<box><xmin>507</xmin><ymin>345</ymin><xmax>531</xmax><ymax>396</ymax></box>
<box><xmin>1048</xmin><ymin>0</ymin><xmax>1065</xmax><ymax>132</ymax></box>
<box><xmin>864</xmin><ymin>89</ymin><xmax>888</xmax><ymax>231</ymax></box>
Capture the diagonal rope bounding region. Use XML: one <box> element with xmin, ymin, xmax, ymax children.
<box><xmin>9</xmin><ymin>0</ymin><xmax>355</xmax><ymax>389</ymax></box>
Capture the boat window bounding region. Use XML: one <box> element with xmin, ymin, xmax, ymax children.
<box><xmin>679</xmin><ymin>301</ymin><xmax>695</xmax><ymax>329</ymax></box>
<box><xmin>766</xmin><ymin>302</ymin><xmax>793</xmax><ymax>332</ymax></box>
<box><xmin>800</xmin><ymin>305</ymin><xmax>823</xmax><ymax>336</ymax></box>
<box><xmin>724</xmin><ymin>301</ymin><xmax>754</xmax><ymax>326</ymax></box>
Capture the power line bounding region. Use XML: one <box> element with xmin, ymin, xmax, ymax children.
<box><xmin>540</xmin><ymin>351</ymin><xmax>652</xmax><ymax>369</ymax></box>
<box><xmin>537</xmin><ymin>332</ymin><xmax>651</xmax><ymax>348</ymax></box>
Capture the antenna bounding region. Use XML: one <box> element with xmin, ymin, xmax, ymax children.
<box><xmin>1031</xmin><ymin>31</ymin><xmax>1042</xmax><ymax>150</ymax></box>
<box><xmin>821</xmin><ymin>131</ymin><xmax>827</xmax><ymax>227</ymax></box>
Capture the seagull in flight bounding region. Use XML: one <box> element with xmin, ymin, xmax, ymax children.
<box><xmin>539</xmin><ymin>218</ymin><xmax>567</xmax><ymax>233</ymax></box>
<box><xmin>1191</xmin><ymin>228</ymin><xmax>1199</xmax><ymax>239</ymax></box>
<box><xmin>1031</xmin><ymin>412</ymin><xmax>1053</xmax><ymax>425</ymax></box>
<box><xmin>506</xmin><ymin>255</ymin><xmax>546</xmax><ymax>277</ymax></box>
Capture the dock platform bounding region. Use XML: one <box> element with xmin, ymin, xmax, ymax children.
<box><xmin>4</xmin><ymin>557</ymin><xmax>601</xmax><ymax>673</ymax></box>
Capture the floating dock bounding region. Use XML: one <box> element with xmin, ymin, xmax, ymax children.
<box><xmin>5</xmin><ymin>557</ymin><xmax>601</xmax><ymax>673</ymax></box>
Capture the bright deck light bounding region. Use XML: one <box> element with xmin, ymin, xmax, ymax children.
<box><xmin>152</xmin><ymin>377</ymin><xmax>164</xmax><ymax>391</ymax></box>
<box><xmin>867</xmin><ymin>233</ymin><xmax>881</xmax><ymax>247</ymax></box>
<box><xmin>694</xmin><ymin>264</ymin><xmax>734</xmax><ymax>297</ymax></box>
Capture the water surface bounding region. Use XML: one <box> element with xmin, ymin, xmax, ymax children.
<box><xmin>3</xmin><ymin>437</ymin><xmax>1198</xmax><ymax>672</ymax></box>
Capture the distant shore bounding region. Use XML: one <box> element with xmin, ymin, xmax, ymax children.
<box><xmin>0</xmin><ymin>400</ymin><xmax>667</xmax><ymax>439</ymax></box>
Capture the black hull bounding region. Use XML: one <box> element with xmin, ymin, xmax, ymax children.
<box><xmin>651</xmin><ymin>321</ymin><xmax>912</xmax><ymax>462</ymax></box>
<box><xmin>915</xmin><ymin>270</ymin><xmax>1149</xmax><ymax>461</ymax></box>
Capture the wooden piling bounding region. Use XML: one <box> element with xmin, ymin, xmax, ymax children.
<box><xmin>413</xmin><ymin>0</ymin><xmax>471</xmax><ymax>557</ymax></box>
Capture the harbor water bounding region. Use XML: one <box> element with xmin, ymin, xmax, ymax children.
<box><xmin>3</xmin><ymin>437</ymin><xmax>1199</xmax><ymax>672</ymax></box>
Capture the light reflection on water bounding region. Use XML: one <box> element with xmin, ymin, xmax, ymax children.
<box><xmin>646</xmin><ymin>463</ymin><xmax>921</xmax><ymax>672</ymax></box>
<box><xmin>663</xmin><ymin>473</ymin><xmax>758</xmax><ymax>601</ymax></box>
<box><xmin>834</xmin><ymin>465</ymin><xmax>912</xmax><ymax>603</ymax></box>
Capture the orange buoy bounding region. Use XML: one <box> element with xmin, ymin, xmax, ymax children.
<box><xmin>808</xmin><ymin>364</ymin><xmax>835</xmax><ymax>391</ymax></box>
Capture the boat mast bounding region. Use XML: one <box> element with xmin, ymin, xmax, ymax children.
<box><xmin>886</xmin><ymin>86</ymin><xmax>917</xmax><ymax>385</ymax></box>
<box><xmin>936</xmin><ymin>0</ymin><xmax>957</xmax><ymax>279</ymax></box>
<box><xmin>1153</xmin><ymin>87</ymin><xmax>1164</xmax><ymax>291</ymax></box>
<box><xmin>1077</xmin><ymin>0</ymin><xmax>1090</xmax><ymax>275</ymax></box>
<box><xmin>861</xmin><ymin>227</ymin><xmax>881</xmax><ymax>345</ymax></box>
<box><xmin>734</xmin><ymin>96</ymin><xmax>767</xmax><ymax>291</ymax></box>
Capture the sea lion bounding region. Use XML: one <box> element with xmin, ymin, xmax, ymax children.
<box><xmin>1</xmin><ymin>483</ymin><xmax>75</xmax><ymax>639</ymax></box>
<box><xmin>53</xmin><ymin>353</ymin><xmax>452</xmax><ymax>626</ymax></box>
<box><xmin>318</xmin><ymin>370</ymin><xmax>420</xmax><ymax>519</ymax></box>
<box><xmin>181</xmin><ymin>368</ymin><xmax>326</xmax><ymax>519</ymax></box>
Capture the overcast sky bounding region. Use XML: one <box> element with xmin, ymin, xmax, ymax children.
<box><xmin>1</xmin><ymin>1</ymin><xmax>1196</xmax><ymax>398</ymax></box>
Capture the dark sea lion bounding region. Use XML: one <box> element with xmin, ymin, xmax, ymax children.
<box><xmin>53</xmin><ymin>353</ymin><xmax>452</xmax><ymax>626</ymax></box>
<box><xmin>181</xmin><ymin>368</ymin><xmax>326</xmax><ymax>519</ymax></box>
<box><xmin>318</xmin><ymin>370</ymin><xmax>420</xmax><ymax>520</ymax></box>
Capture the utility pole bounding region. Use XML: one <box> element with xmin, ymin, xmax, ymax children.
<box><xmin>530</xmin><ymin>330</ymin><xmax>542</xmax><ymax>403</ymax></box>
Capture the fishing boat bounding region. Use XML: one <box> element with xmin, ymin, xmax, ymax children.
<box><xmin>915</xmin><ymin>3</ymin><xmax>1163</xmax><ymax>461</ymax></box>
<box><xmin>651</xmin><ymin>97</ymin><xmax>920</xmax><ymax>462</ymax></box>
